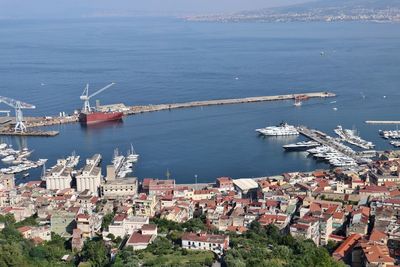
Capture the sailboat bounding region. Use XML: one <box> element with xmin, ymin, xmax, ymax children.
<box><xmin>294</xmin><ymin>98</ymin><xmax>302</xmax><ymax>107</ymax></box>
<box><xmin>126</xmin><ymin>144</ymin><xmax>139</xmax><ymax>163</ymax></box>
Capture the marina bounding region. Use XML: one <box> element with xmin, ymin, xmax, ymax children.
<box><xmin>112</xmin><ymin>146</ymin><xmax>139</xmax><ymax>178</ymax></box>
<box><xmin>295</xmin><ymin>126</ymin><xmax>372</xmax><ymax>165</ymax></box>
<box><xmin>0</xmin><ymin>143</ymin><xmax>47</xmax><ymax>175</ymax></box>
<box><xmin>256</xmin><ymin>122</ymin><xmax>372</xmax><ymax>168</ymax></box>
<box><xmin>379</xmin><ymin>130</ymin><xmax>400</xmax><ymax>139</ymax></box>
<box><xmin>333</xmin><ymin>125</ymin><xmax>374</xmax><ymax>149</ymax></box>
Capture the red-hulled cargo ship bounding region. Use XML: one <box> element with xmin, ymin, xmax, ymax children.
<box><xmin>79</xmin><ymin>111</ymin><xmax>123</xmax><ymax>124</ymax></box>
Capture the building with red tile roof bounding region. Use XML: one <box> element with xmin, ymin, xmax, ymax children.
<box><xmin>333</xmin><ymin>233</ymin><xmax>362</xmax><ymax>261</ymax></box>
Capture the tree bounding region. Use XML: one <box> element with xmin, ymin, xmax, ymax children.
<box><xmin>14</xmin><ymin>214</ymin><xmax>38</xmax><ymax>228</ymax></box>
<box><xmin>1</xmin><ymin>227</ymin><xmax>23</xmax><ymax>242</ymax></box>
<box><xmin>224</xmin><ymin>223</ymin><xmax>345</xmax><ymax>267</ymax></box>
<box><xmin>182</xmin><ymin>218</ymin><xmax>207</xmax><ymax>232</ymax></box>
<box><xmin>106</xmin><ymin>233</ymin><xmax>115</xmax><ymax>241</ymax></box>
<box><xmin>102</xmin><ymin>213</ymin><xmax>114</xmax><ymax>231</ymax></box>
<box><xmin>0</xmin><ymin>214</ymin><xmax>16</xmax><ymax>226</ymax></box>
<box><xmin>0</xmin><ymin>243</ymin><xmax>26</xmax><ymax>267</ymax></box>
<box><xmin>113</xmin><ymin>248</ymin><xmax>139</xmax><ymax>267</ymax></box>
<box><xmin>81</xmin><ymin>240</ymin><xmax>108</xmax><ymax>267</ymax></box>
<box><xmin>325</xmin><ymin>240</ymin><xmax>339</xmax><ymax>254</ymax></box>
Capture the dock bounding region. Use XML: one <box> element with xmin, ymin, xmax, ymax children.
<box><xmin>365</xmin><ymin>120</ymin><xmax>400</xmax><ymax>125</ymax></box>
<box><xmin>125</xmin><ymin>92</ymin><xmax>336</xmax><ymax>115</ymax></box>
<box><xmin>25</xmin><ymin>116</ymin><xmax>79</xmax><ymax>128</ymax></box>
<box><xmin>297</xmin><ymin>126</ymin><xmax>366</xmax><ymax>163</ymax></box>
<box><xmin>0</xmin><ymin>130</ymin><xmax>59</xmax><ymax>137</ymax></box>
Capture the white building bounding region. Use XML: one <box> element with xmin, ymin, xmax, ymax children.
<box><xmin>125</xmin><ymin>224</ymin><xmax>158</xmax><ymax>250</ymax></box>
<box><xmin>76</xmin><ymin>154</ymin><xmax>102</xmax><ymax>195</ymax></box>
<box><xmin>101</xmin><ymin>177</ymin><xmax>138</xmax><ymax>198</ymax></box>
<box><xmin>233</xmin><ymin>178</ymin><xmax>259</xmax><ymax>199</ymax></box>
<box><xmin>106</xmin><ymin>214</ymin><xmax>149</xmax><ymax>238</ymax></box>
<box><xmin>45</xmin><ymin>163</ymin><xmax>73</xmax><ymax>191</ymax></box>
<box><xmin>182</xmin><ymin>232</ymin><xmax>229</xmax><ymax>255</ymax></box>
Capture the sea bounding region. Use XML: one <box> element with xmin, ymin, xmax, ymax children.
<box><xmin>0</xmin><ymin>17</ymin><xmax>399</xmax><ymax>184</ymax></box>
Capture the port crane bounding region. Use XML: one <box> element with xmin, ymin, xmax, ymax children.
<box><xmin>0</xmin><ymin>96</ymin><xmax>36</xmax><ymax>132</ymax></box>
<box><xmin>80</xmin><ymin>82</ymin><xmax>115</xmax><ymax>113</ymax></box>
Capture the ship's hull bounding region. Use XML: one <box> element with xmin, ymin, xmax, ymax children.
<box><xmin>283</xmin><ymin>145</ymin><xmax>319</xmax><ymax>151</ymax></box>
<box><xmin>79</xmin><ymin>111</ymin><xmax>123</xmax><ymax>124</ymax></box>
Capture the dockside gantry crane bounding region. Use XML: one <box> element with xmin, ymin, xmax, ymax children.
<box><xmin>0</xmin><ymin>96</ymin><xmax>36</xmax><ymax>132</ymax></box>
<box><xmin>80</xmin><ymin>82</ymin><xmax>115</xmax><ymax>113</ymax></box>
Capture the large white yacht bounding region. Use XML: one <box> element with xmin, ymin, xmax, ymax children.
<box><xmin>256</xmin><ymin>122</ymin><xmax>299</xmax><ymax>136</ymax></box>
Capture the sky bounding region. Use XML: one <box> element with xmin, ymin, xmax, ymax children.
<box><xmin>0</xmin><ymin>0</ymin><xmax>313</xmax><ymax>19</ymax></box>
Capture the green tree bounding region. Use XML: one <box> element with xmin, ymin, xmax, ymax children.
<box><xmin>81</xmin><ymin>239</ymin><xmax>108</xmax><ymax>267</ymax></box>
<box><xmin>15</xmin><ymin>214</ymin><xmax>39</xmax><ymax>228</ymax></box>
<box><xmin>113</xmin><ymin>248</ymin><xmax>139</xmax><ymax>267</ymax></box>
<box><xmin>0</xmin><ymin>243</ymin><xmax>28</xmax><ymax>267</ymax></box>
<box><xmin>102</xmin><ymin>213</ymin><xmax>114</xmax><ymax>231</ymax></box>
<box><xmin>0</xmin><ymin>214</ymin><xmax>16</xmax><ymax>226</ymax></box>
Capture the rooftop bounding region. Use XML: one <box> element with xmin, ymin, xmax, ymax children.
<box><xmin>233</xmin><ymin>179</ymin><xmax>258</xmax><ymax>191</ymax></box>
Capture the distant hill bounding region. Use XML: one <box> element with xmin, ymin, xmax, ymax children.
<box><xmin>186</xmin><ymin>0</ymin><xmax>400</xmax><ymax>22</ymax></box>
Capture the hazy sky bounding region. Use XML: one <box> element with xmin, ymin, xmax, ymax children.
<box><xmin>0</xmin><ymin>0</ymin><xmax>312</xmax><ymax>19</ymax></box>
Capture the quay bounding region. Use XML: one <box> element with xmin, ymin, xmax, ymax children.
<box><xmin>25</xmin><ymin>116</ymin><xmax>79</xmax><ymax>128</ymax></box>
<box><xmin>296</xmin><ymin>126</ymin><xmax>365</xmax><ymax>163</ymax></box>
<box><xmin>365</xmin><ymin>120</ymin><xmax>400</xmax><ymax>125</ymax></box>
<box><xmin>125</xmin><ymin>91</ymin><xmax>336</xmax><ymax>115</ymax></box>
<box><xmin>0</xmin><ymin>129</ymin><xmax>59</xmax><ymax>137</ymax></box>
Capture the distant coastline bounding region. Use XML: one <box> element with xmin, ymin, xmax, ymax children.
<box><xmin>185</xmin><ymin>0</ymin><xmax>400</xmax><ymax>23</ymax></box>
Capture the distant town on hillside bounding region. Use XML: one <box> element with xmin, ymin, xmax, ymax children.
<box><xmin>186</xmin><ymin>0</ymin><xmax>400</xmax><ymax>22</ymax></box>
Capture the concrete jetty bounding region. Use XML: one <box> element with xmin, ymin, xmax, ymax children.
<box><xmin>365</xmin><ymin>120</ymin><xmax>400</xmax><ymax>125</ymax></box>
<box><xmin>125</xmin><ymin>91</ymin><xmax>336</xmax><ymax>115</ymax></box>
<box><xmin>0</xmin><ymin>130</ymin><xmax>59</xmax><ymax>137</ymax></box>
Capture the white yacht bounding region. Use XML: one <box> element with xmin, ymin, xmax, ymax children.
<box><xmin>283</xmin><ymin>141</ymin><xmax>320</xmax><ymax>151</ymax></box>
<box><xmin>2</xmin><ymin>155</ymin><xmax>15</xmax><ymax>163</ymax></box>
<box><xmin>256</xmin><ymin>122</ymin><xmax>299</xmax><ymax>136</ymax></box>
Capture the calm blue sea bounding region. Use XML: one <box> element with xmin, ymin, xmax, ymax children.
<box><xmin>0</xmin><ymin>18</ymin><xmax>399</xmax><ymax>184</ymax></box>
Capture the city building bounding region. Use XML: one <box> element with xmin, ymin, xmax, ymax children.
<box><xmin>45</xmin><ymin>163</ymin><xmax>73</xmax><ymax>191</ymax></box>
<box><xmin>0</xmin><ymin>174</ymin><xmax>15</xmax><ymax>190</ymax></box>
<box><xmin>181</xmin><ymin>232</ymin><xmax>229</xmax><ymax>255</ymax></box>
<box><xmin>76</xmin><ymin>154</ymin><xmax>102</xmax><ymax>194</ymax></box>
<box><xmin>100</xmin><ymin>177</ymin><xmax>138</xmax><ymax>198</ymax></box>
<box><xmin>216</xmin><ymin>177</ymin><xmax>234</xmax><ymax>192</ymax></box>
<box><xmin>233</xmin><ymin>179</ymin><xmax>259</xmax><ymax>199</ymax></box>
<box><xmin>106</xmin><ymin>214</ymin><xmax>149</xmax><ymax>238</ymax></box>
<box><xmin>72</xmin><ymin>228</ymin><xmax>84</xmax><ymax>252</ymax></box>
<box><xmin>50</xmin><ymin>210</ymin><xmax>76</xmax><ymax>237</ymax></box>
<box><xmin>125</xmin><ymin>224</ymin><xmax>158</xmax><ymax>250</ymax></box>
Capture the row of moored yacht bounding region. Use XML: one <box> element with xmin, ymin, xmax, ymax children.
<box><xmin>0</xmin><ymin>143</ymin><xmax>48</xmax><ymax>175</ymax></box>
<box><xmin>307</xmin><ymin>146</ymin><xmax>357</xmax><ymax>167</ymax></box>
<box><xmin>334</xmin><ymin>125</ymin><xmax>374</xmax><ymax>149</ymax></box>
<box><xmin>380</xmin><ymin>130</ymin><xmax>400</xmax><ymax>140</ymax></box>
<box><xmin>112</xmin><ymin>145</ymin><xmax>139</xmax><ymax>178</ymax></box>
